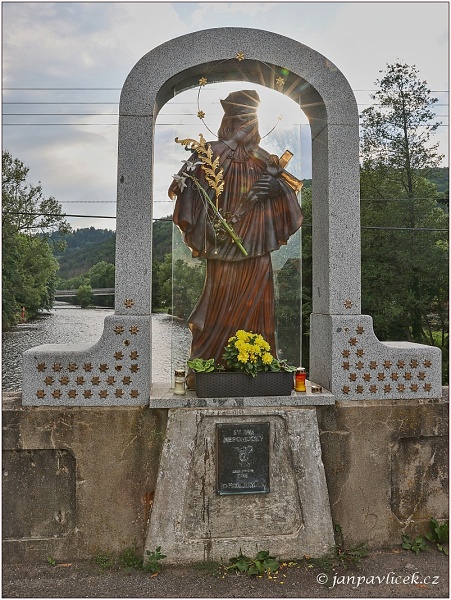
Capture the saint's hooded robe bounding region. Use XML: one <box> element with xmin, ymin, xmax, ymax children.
<box><xmin>170</xmin><ymin>139</ymin><xmax>303</xmax><ymax>368</ymax></box>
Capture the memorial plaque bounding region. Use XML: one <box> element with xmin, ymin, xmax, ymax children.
<box><xmin>216</xmin><ymin>422</ymin><xmax>270</xmax><ymax>495</ymax></box>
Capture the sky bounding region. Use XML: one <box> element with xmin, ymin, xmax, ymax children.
<box><xmin>2</xmin><ymin>1</ymin><xmax>449</xmax><ymax>230</ymax></box>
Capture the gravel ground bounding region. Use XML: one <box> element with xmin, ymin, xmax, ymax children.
<box><xmin>2</xmin><ymin>548</ymin><xmax>449</xmax><ymax>598</ymax></box>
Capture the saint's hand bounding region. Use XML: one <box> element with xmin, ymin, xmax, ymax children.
<box><xmin>206</xmin><ymin>218</ymin><xmax>228</xmax><ymax>245</ymax></box>
<box><xmin>246</xmin><ymin>173</ymin><xmax>281</xmax><ymax>202</ymax></box>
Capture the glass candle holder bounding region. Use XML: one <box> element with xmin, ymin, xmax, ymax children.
<box><xmin>295</xmin><ymin>367</ymin><xmax>306</xmax><ymax>392</ymax></box>
<box><xmin>174</xmin><ymin>370</ymin><xmax>186</xmax><ymax>395</ymax></box>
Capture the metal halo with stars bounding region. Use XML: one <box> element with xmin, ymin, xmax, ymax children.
<box><xmin>196</xmin><ymin>52</ymin><xmax>289</xmax><ymax>142</ymax></box>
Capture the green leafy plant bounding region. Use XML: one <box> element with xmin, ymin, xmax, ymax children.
<box><xmin>402</xmin><ymin>534</ymin><xmax>428</xmax><ymax>555</ymax></box>
<box><xmin>226</xmin><ymin>549</ymin><xmax>280</xmax><ymax>576</ymax></box>
<box><xmin>46</xmin><ymin>556</ymin><xmax>57</xmax><ymax>566</ymax></box>
<box><xmin>223</xmin><ymin>330</ymin><xmax>296</xmax><ymax>377</ymax></box>
<box><xmin>187</xmin><ymin>332</ymin><xmax>296</xmax><ymax>377</ymax></box>
<box><xmin>332</xmin><ymin>523</ymin><xmax>369</xmax><ymax>569</ymax></box>
<box><xmin>425</xmin><ymin>518</ymin><xmax>449</xmax><ymax>555</ymax></box>
<box><xmin>93</xmin><ymin>551</ymin><xmax>116</xmax><ymax>569</ymax></box>
<box><xmin>223</xmin><ymin>331</ymin><xmax>278</xmax><ymax>377</ymax></box>
<box><xmin>192</xmin><ymin>561</ymin><xmax>225</xmax><ymax>577</ymax></box>
<box><xmin>187</xmin><ymin>358</ymin><xmax>217</xmax><ymax>373</ymax></box>
<box><xmin>306</xmin><ymin>524</ymin><xmax>368</xmax><ymax>574</ymax></box>
<box><xmin>119</xmin><ymin>546</ymin><xmax>143</xmax><ymax>570</ymax></box>
<box><xmin>143</xmin><ymin>546</ymin><xmax>167</xmax><ymax>574</ymax></box>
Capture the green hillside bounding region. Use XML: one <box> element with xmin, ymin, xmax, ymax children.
<box><xmin>54</xmin><ymin>168</ymin><xmax>447</xmax><ymax>282</ymax></box>
<box><xmin>56</xmin><ymin>234</ymin><xmax>116</xmax><ymax>279</ymax></box>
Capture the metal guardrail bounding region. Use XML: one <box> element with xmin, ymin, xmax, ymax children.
<box><xmin>55</xmin><ymin>288</ymin><xmax>115</xmax><ymax>297</ymax></box>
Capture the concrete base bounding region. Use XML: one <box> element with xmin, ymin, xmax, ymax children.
<box><xmin>149</xmin><ymin>382</ymin><xmax>335</xmax><ymax>408</ymax></box>
<box><xmin>317</xmin><ymin>392</ymin><xmax>449</xmax><ymax>548</ymax></box>
<box><xmin>144</xmin><ymin>407</ymin><xmax>334</xmax><ymax>564</ymax></box>
<box><xmin>2</xmin><ymin>392</ymin><xmax>167</xmax><ymax>563</ymax></box>
<box><xmin>3</xmin><ymin>391</ymin><xmax>447</xmax><ymax>564</ymax></box>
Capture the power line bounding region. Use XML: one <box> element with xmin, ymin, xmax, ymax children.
<box><xmin>57</xmin><ymin>197</ymin><xmax>449</xmax><ymax>204</ymax></box>
<box><xmin>3</xmin><ymin>102</ymin><xmax>120</xmax><ymax>105</ymax></box>
<box><xmin>361</xmin><ymin>226</ymin><xmax>448</xmax><ymax>232</ymax></box>
<box><xmin>6</xmin><ymin>195</ymin><xmax>449</xmax><ymax>208</ymax></box>
<box><xmin>3</xmin><ymin>211</ymin><xmax>116</xmax><ymax>219</ymax></box>
<box><xmin>4</xmin><ymin>87</ymin><xmax>449</xmax><ymax>92</ymax></box>
<box><xmin>4</xmin><ymin>104</ymin><xmax>449</xmax><ymax>108</ymax></box>
<box><xmin>3</xmin><ymin>121</ymin><xmax>448</xmax><ymax>127</ymax></box>
<box><xmin>3</xmin><ymin>87</ymin><xmax>123</xmax><ymax>91</ymax></box>
<box><xmin>4</xmin><ymin>113</ymin><xmax>450</xmax><ymax>118</ymax></box>
<box><xmin>3</xmin><ymin>212</ymin><xmax>448</xmax><ymax>231</ymax></box>
<box><xmin>361</xmin><ymin>198</ymin><xmax>449</xmax><ymax>202</ymax></box>
<box><xmin>2</xmin><ymin>122</ymin><xmax>118</xmax><ymax>125</ymax></box>
<box><xmin>3</xmin><ymin>113</ymin><xmax>120</xmax><ymax>116</ymax></box>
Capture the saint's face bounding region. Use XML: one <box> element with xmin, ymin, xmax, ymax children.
<box><xmin>230</xmin><ymin>111</ymin><xmax>259</xmax><ymax>144</ymax></box>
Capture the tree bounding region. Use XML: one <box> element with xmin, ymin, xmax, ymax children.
<box><xmin>360</xmin><ymin>62</ymin><xmax>443</xmax><ymax>183</ymax></box>
<box><xmin>172</xmin><ymin>258</ymin><xmax>206</xmax><ymax>320</ymax></box>
<box><xmin>359</xmin><ymin>63</ymin><xmax>448</xmax><ymax>359</ymax></box>
<box><xmin>2</xmin><ymin>151</ymin><xmax>70</xmax><ymax>238</ymax></box>
<box><xmin>2</xmin><ymin>151</ymin><xmax>70</xmax><ymax>327</ymax></box>
<box><xmin>87</xmin><ymin>261</ymin><xmax>115</xmax><ymax>288</ymax></box>
<box><xmin>76</xmin><ymin>284</ymin><xmax>94</xmax><ymax>309</ymax></box>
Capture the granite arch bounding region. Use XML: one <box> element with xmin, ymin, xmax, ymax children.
<box><xmin>23</xmin><ymin>27</ymin><xmax>441</xmax><ymax>404</ymax></box>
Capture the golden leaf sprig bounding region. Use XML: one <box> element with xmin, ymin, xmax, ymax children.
<box><xmin>173</xmin><ymin>134</ymin><xmax>247</xmax><ymax>256</ymax></box>
<box><xmin>175</xmin><ymin>134</ymin><xmax>224</xmax><ymax>208</ymax></box>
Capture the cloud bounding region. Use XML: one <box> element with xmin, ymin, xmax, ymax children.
<box><xmin>2</xmin><ymin>2</ymin><xmax>448</xmax><ymax>232</ymax></box>
<box><xmin>301</xmin><ymin>2</ymin><xmax>449</xmax><ymax>91</ymax></box>
<box><xmin>3</xmin><ymin>2</ymin><xmax>187</xmax><ymax>88</ymax></box>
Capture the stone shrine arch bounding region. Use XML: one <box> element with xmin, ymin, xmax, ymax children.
<box><xmin>23</xmin><ymin>27</ymin><xmax>441</xmax><ymax>405</ymax></box>
<box><xmin>116</xmin><ymin>27</ymin><xmax>361</xmax><ymax>321</ymax></box>
<box><xmin>115</xmin><ymin>27</ymin><xmax>362</xmax><ymax>390</ymax></box>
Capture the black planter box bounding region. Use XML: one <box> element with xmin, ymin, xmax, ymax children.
<box><xmin>195</xmin><ymin>371</ymin><xmax>294</xmax><ymax>398</ymax></box>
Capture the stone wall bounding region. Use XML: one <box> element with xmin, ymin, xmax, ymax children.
<box><xmin>2</xmin><ymin>392</ymin><xmax>167</xmax><ymax>563</ymax></box>
<box><xmin>2</xmin><ymin>391</ymin><xmax>448</xmax><ymax>563</ymax></box>
<box><xmin>317</xmin><ymin>390</ymin><xmax>449</xmax><ymax>548</ymax></box>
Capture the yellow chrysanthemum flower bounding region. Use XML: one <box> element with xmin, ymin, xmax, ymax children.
<box><xmin>235</xmin><ymin>339</ymin><xmax>247</xmax><ymax>352</ymax></box>
<box><xmin>237</xmin><ymin>352</ymin><xmax>249</xmax><ymax>363</ymax></box>
<box><xmin>262</xmin><ymin>352</ymin><xmax>273</xmax><ymax>365</ymax></box>
<box><xmin>235</xmin><ymin>330</ymin><xmax>249</xmax><ymax>341</ymax></box>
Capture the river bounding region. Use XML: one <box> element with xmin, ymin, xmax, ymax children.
<box><xmin>2</xmin><ymin>305</ymin><xmax>191</xmax><ymax>391</ymax></box>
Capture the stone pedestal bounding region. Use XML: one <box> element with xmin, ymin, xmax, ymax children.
<box><xmin>144</xmin><ymin>406</ymin><xmax>334</xmax><ymax>564</ymax></box>
<box><xmin>22</xmin><ymin>315</ymin><xmax>150</xmax><ymax>406</ymax></box>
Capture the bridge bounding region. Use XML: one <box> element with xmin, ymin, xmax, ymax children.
<box><xmin>55</xmin><ymin>288</ymin><xmax>115</xmax><ymax>297</ymax></box>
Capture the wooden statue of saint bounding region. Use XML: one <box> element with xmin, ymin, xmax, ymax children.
<box><xmin>169</xmin><ymin>90</ymin><xmax>303</xmax><ymax>388</ymax></box>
